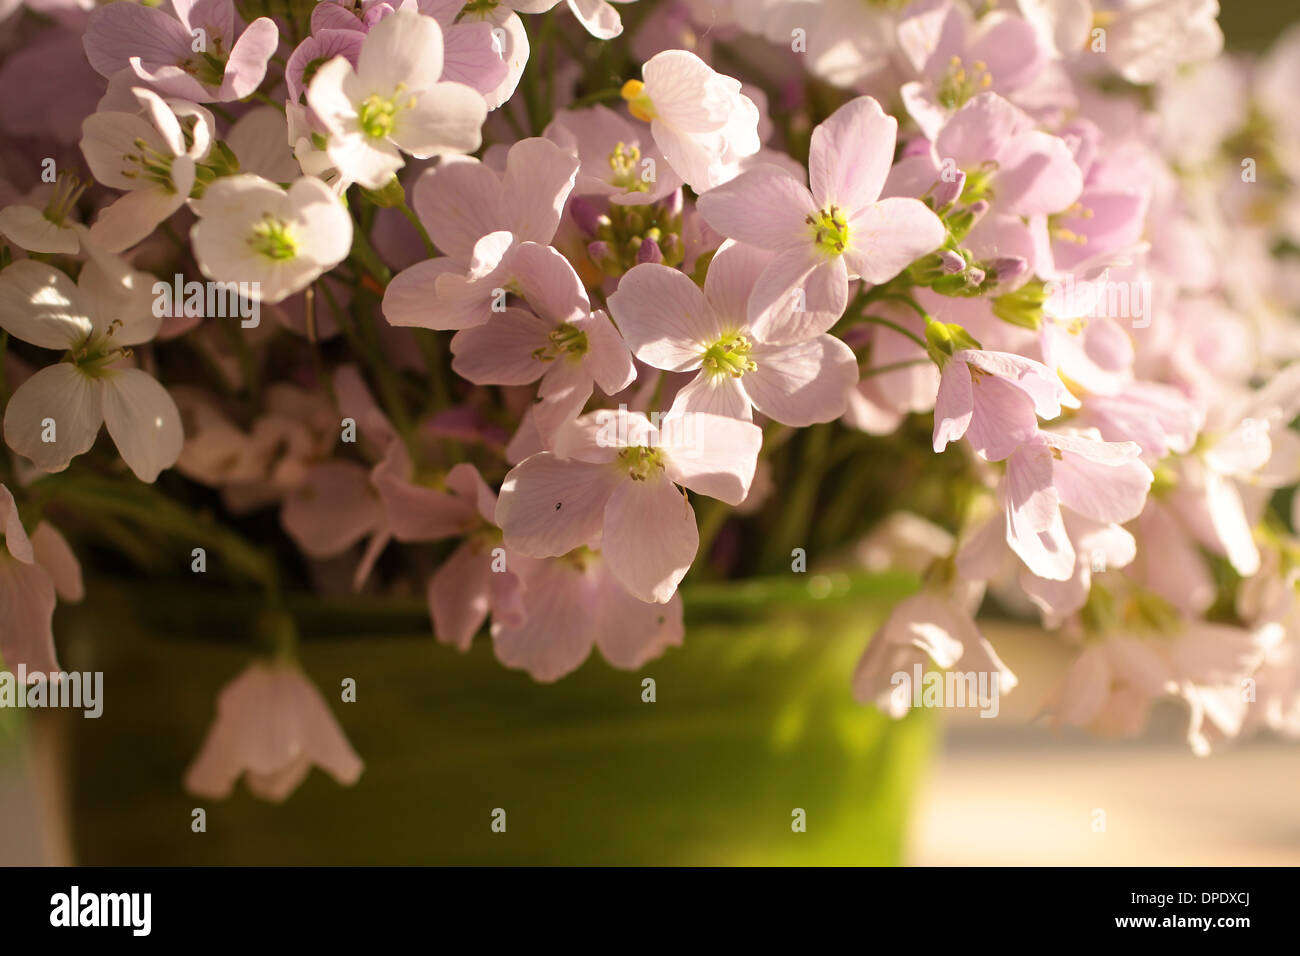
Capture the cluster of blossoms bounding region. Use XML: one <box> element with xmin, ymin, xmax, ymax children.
<box><xmin>0</xmin><ymin>0</ymin><xmax>1296</xmax><ymax>801</ymax></box>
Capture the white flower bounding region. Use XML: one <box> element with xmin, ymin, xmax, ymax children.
<box><xmin>189</xmin><ymin>175</ymin><xmax>354</xmax><ymax>304</ymax></box>
<box><xmin>79</xmin><ymin>87</ymin><xmax>215</xmax><ymax>252</ymax></box>
<box><xmin>306</xmin><ymin>10</ymin><xmax>487</xmax><ymax>189</ymax></box>
<box><xmin>620</xmin><ymin>50</ymin><xmax>760</xmax><ymax>193</ymax></box>
<box><xmin>0</xmin><ymin>260</ymin><xmax>182</xmax><ymax>482</ymax></box>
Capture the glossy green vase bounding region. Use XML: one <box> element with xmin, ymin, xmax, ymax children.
<box><xmin>61</xmin><ymin>571</ymin><xmax>931</xmax><ymax>865</ymax></box>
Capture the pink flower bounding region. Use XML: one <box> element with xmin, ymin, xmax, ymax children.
<box><xmin>697</xmin><ymin>96</ymin><xmax>945</xmax><ymax>342</ymax></box>
<box><xmin>450</xmin><ymin>242</ymin><xmax>635</xmax><ymax>440</ymax></box>
<box><xmin>0</xmin><ymin>484</ymin><xmax>82</xmax><ymax>676</ymax></box>
<box><xmin>932</xmin><ymin>348</ymin><xmax>1078</xmax><ymax>460</ymax></box>
<box><xmin>491</xmin><ymin>548</ymin><xmax>684</xmax><ymax>682</ymax></box>
<box><xmin>184</xmin><ymin>661</ymin><xmax>364</xmax><ymax>802</ymax></box>
<box><xmin>382</xmin><ymin>136</ymin><xmax>579</xmax><ymax>330</ymax></box>
<box><xmin>853</xmin><ymin>591</ymin><xmax>1017</xmax><ymax>718</ymax></box>
<box><xmin>1046</xmin><ymin>633</ymin><xmax>1176</xmax><ymax>738</ymax></box>
<box><xmin>608</xmin><ymin>241</ymin><xmax>858</xmax><ymax>425</ymax></box>
<box><xmin>545</xmin><ymin>104</ymin><xmax>683</xmax><ymax>206</ymax></box>
<box><xmin>84</xmin><ymin>0</ymin><xmax>279</xmax><ymax>103</ymax></box>
<box><xmin>427</xmin><ymin>465</ymin><xmax>525</xmax><ymax>652</ymax></box>
<box><xmin>1000</xmin><ymin>430</ymin><xmax>1153</xmax><ymax>582</ymax></box>
<box><xmin>897</xmin><ymin>1</ymin><xmax>1046</xmax><ymax>139</ymax></box>
<box><xmin>496</xmin><ymin>408</ymin><xmax>762</xmax><ymax>602</ymax></box>
<box><xmin>933</xmin><ymin>92</ymin><xmax>1083</xmax><ymax>217</ymax></box>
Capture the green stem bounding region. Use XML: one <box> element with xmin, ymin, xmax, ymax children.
<box><xmin>398</xmin><ymin>200</ymin><xmax>437</xmax><ymax>258</ymax></box>
<box><xmin>247</xmin><ymin>90</ymin><xmax>285</xmax><ymax>113</ymax></box>
<box><xmin>861</xmin><ymin>358</ymin><xmax>932</xmax><ymax>377</ymax></box>
<box><xmin>567</xmin><ymin>86</ymin><xmax>625</xmax><ymax>110</ymax></box>
<box><xmin>853</xmin><ymin>314</ymin><xmax>928</xmax><ymax>350</ymax></box>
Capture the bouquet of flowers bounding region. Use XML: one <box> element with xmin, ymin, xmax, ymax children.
<box><xmin>1</xmin><ymin>0</ymin><xmax>1297</xmax><ymax>804</ymax></box>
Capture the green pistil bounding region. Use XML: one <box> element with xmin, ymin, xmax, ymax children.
<box><xmin>806</xmin><ymin>206</ymin><xmax>849</xmax><ymax>257</ymax></box>
<box><xmin>249</xmin><ymin>215</ymin><xmax>297</xmax><ymax>261</ymax></box>
<box><xmin>936</xmin><ymin>55</ymin><xmax>993</xmax><ymax>110</ymax></box>
<box><xmin>701</xmin><ymin>334</ymin><xmax>756</xmax><ymax>378</ymax></box>
<box><xmin>618</xmin><ymin>446</ymin><xmax>665</xmax><ymax>482</ymax></box>
<box><xmin>358</xmin><ymin>93</ymin><xmax>401</xmax><ymax>140</ymax></box>
<box><xmin>532</xmin><ymin>323</ymin><xmax>589</xmax><ymax>362</ymax></box>
<box><xmin>609</xmin><ymin>142</ymin><xmax>649</xmax><ymax>192</ymax></box>
<box><xmin>460</xmin><ymin>0</ymin><xmax>499</xmax><ymax>15</ymax></box>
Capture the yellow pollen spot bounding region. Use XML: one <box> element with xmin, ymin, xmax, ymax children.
<box><xmin>621</xmin><ymin>79</ymin><xmax>655</xmax><ymax>123</ymax></box>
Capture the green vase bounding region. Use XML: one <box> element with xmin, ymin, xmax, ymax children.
<box><xmin>58</xmin><ymin>571</ymin><xmax>932</xmax><ymax>865</ymax></box>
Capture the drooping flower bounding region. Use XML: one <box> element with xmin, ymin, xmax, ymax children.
<box><xmin>306</xmin><ymin>10</ymin><xmax>488</xmax><ymax>189</ymax></box>
<box><xmin>184</xmin><ymin>660</ymin><xmax>364</xmax><ymax>802</ymax></box>
<box><xmin>697</xmin><ymin>96</ymin><xmax>945</xmax><ymax>342</ymax></box>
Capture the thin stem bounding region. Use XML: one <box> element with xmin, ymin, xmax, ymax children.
<box><xmin>854</xmin><ymin>314</ymin><xmax>928</xmax><ymax>350</ymax></box>
<box><xmin>877</xmin><ymin>293</ymin><xmax>933</xmax><ymax>324</ymax></box>
<box><xmin>248</xmin><ymin>90</ymin><xmax>285</xmax><ymax>113</ymax></box>
<box><xmin>861</xmin><ymin>358</ymin><xmax>932</xmax><ymax>377</ymax></box>
<box><xmin>567</xmin><ymin>86</ymin><xmax>625</xmax><ymax>110</ymax></box>
<box><xmin>398</xmin><ymin>200</ymin><xmax>437</xmax><ymax>258</ymax></box>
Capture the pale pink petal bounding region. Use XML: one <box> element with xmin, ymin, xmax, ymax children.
<box><xmin>602</xmin><ymin>473</ymin><xmax>698</xmax><ymax>603</ymax></box>
<box><xmin>496</xmin><ymin>453</ymin><xmax>619</xmax><ymax>557</ymax></box>
<box><xmin>281</xmin><ymin>461</ymin><xmax>383</xmax><ymax>557</ymax></box>
<box><xmin>501</xmin><ymin>137</ymin><xmax>580</xmax><ymax>244</ymax></box>
<box><xmin>575</xmin><ymin>309</ymin><xmax>636</xmax><ymax>395</ymax></box>
<box><xmin>412</xmin><ymin>160</ymin><xmax>507</xmax><ymax>263</ymax></box>
<box><xmin>505</xmin><ymin>241</ymin><xmax>588</xmax><ymax>323</ymax></box>
<box><xmin>809</xmin><ymin>96</ymin><xmax>895</xmax><ymax>214</ymax></box>
<box><xmin>932</xmin><ymin>359</ymin><xmax>973</xmax><ymax>452</ymax></box>
<box><xmin>450</xmin><ymin>307</ymin><xmax>552</xmax><ymax>385</ymax></box>
<box><xmin>743</xmin><ymin>335</ymin><xmax>858</xmax><ymax>426</ymax></box>
<box><xmin>0</xmin><ymin>557</ymin><xmax>59</xmax><ymax>674</ymax></box>
<box><xmin>842</xmin><ymin>197</ymin><xmax>945</xmax><ymax>284</ymax></box>
<box><xmin>660</xmin><ymin>411</ymin><xmax>762</xmax><ymax>505</ymax></box>
<box><xmin>30</xmin><ymin>523</ymin><xmax>83</xmax><ymax>602</ymax></box>
<box><xmin>695</xmin><ymin>164</ymin><xmax>815</xmax><ymax>250</ymax></box>
<box><xmin>747</xmin><ymin>250</ymin><xmax>848</xmax><ymax>345</ymax></box>
<box><xmin>668</xmin><ymin>372</ymin><xmax>752</xmax><ymax>420</ymax></box>
<box><xmin>382</xmin><ymin>257</ymin><xmax>463</xmax><ymax>329</ymax></box>
<box><xmin>608</xmin><ymin>263</ymin><xmax>715</xmax><ymax>372</ymax></box>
